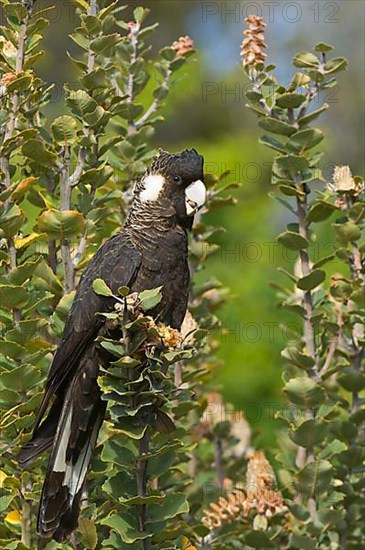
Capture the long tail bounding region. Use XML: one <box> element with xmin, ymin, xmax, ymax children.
<box><xmin>18</xmin><ymin>397</ymin><xmax>63</xmax><ymax>469</ymax></box>
<box><xmin>36</xmin><ymin>357</ymin><xmax>105</xmax><ymax>542</ymax></box>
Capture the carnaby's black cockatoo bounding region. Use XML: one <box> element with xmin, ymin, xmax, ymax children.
<box><xmin>18</xmin><ymin>148</ymin><xmax>206</xmax><ymax>541</ymax></box>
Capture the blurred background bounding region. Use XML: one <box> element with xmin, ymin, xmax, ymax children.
<box><xmin>3</xmin><ymin>0</ymin><xmax>364</xmax><ymax>446</ymax></box>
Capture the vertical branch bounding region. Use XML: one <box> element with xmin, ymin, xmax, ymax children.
<box><xmin>295</xmin><ymin>178</ymin><xmax>318</xmax><ymax>520</ymax></box>
<box><xmin>174</xmin><ymin>360</ymin><xmax>183</xmax><ymax>389</ymax></box>
<box><xmin>59</xmin><ymin>144</ymin><xmax>75</xmax><ymax>292</ymax></box>
<box><xmin>135</xmin><ymin>69</ymin><xmax>172</xmax><ymax>129</ymax></box>
<box><xmin>126</xmin><ymin>24</ymin><xmax>139</xmax><ymax>136</ymax></box>
<box><xmin>45</xmin><ymin>175</ymin><xmax>58</xmax><ymax>273</ymax></box>
<box><xmin>20</xmin><ymin>480</ymin><xmax>31</xmax><ymax>548</ymax></box>
<box><xmin>295</xmin><ymin>180</ymin><xmax>317</xmax><ymax>372</ymax></box>
<box><xmin>213</xmin><ymin>436</ymin><xmax>224</xmax><ymax>487</ymax></box>
<box><xmin>87</xmin><ymin>0</ymin><xmax>97</xmax><ymax>70</ymax></box>
<box><xmin>59</xmin><ymin>0</ymin><xmax>99</xmax><ymax>289</ymax></box>
<box><xmin>347</xmin><ymin>207</ymin><xmax>364</xmax><ymax>415</ymax></box>
<box><xmin>121</xmin><ymin>300</ymin><xmax>151</xmax><ymax>549</ymax></box>
<box><xmin>137</xmin><ymin>430</ymin><xmax>151</xmax><ymax>550</ymax></box>
<box><xmin>0</xmin><ymin>4</ymin><xmax>32</xmax><ymax>325</ymax></box>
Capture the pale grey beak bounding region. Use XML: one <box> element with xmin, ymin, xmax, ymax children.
<box><xmin>185</xmin><ymin>179</ymin><xmax>206</xmax><ymax>216</ymax></box>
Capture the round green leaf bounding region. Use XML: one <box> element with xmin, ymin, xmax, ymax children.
<box><xmin>90</xmin><ymin>33</ymin><xmax>121</xmax><ymax>54</ymax></box>
<box><xmin>284</xmin><ymin>377</ymin><xmax>325</xmax><ymax>407</ymax></box>
<box><xmin>258</xmin><ymin>117</ymin><xmax>296</xmax><ymax>137</ymax></box>
<box><xmin>307</xmin><ymin>201</ymin><xmax>335</xmax><ymax>222</ymax></box>
<box><xmin>287</xmin><ymin>128</ymin><xmax>324</xmax><ymax>152</ymax></box>
<box><xmin>281</xmin><ymin>347</ymin><xmax>315</xmax><ymax>370</ymax></box>
<box><xmin>259</xmin><ymin>135</ymin><xmax>290</xmax><ymax>154</ymax></box>
<box><xmin>298</xmin><ymin>104</ymin><xmax>329</xmax><ymax>126</ymax></box>
<box><xmin>139</xmin><ymin>286</ymin><xmax>162</xmax><ymax>311</ymax></box>
<box><xmin>245</xmin><ymin>532</ymin><xmax>275</xmax><ymax>548</ymax></box>
<box><xmin>159</xmin><ymin>47</ymin><xmax>176</xmax><ymax>61</ymax></box>
<box><xmin>92</xmin><ymin>278</ymin><xmax>113</xmax><ymax>297</ymax></box>
<box><xmin>333</xmin><ymin>221</ymin><xmax>361</xmax><ymax>245</ymax></box>
<box><xmin>290</xmin><ymin>419</ymin><xmax>328</xmax><ymax>448</ymax></box>
<box><xmin>278</xmin><ymin>231</ymin><xmax>308</xmax><ymax>250</ymax></box>
<box><xmin>6</xmin><ymin>73</ymin><xmax>33</xmax><ymax>94</ymax></box>
<box><xmin>0</xmin><ymin>284</ymin><xmax>29</xmax><ymax>309</ymax></box>
<box><xmin>67</xmin><ymin>89</ymin><xmax>97</xmax><ymax>118</ymax></box>
<box><xmin>100</xmin><ymin>513</ymin><xmax>150</xmax><ymax>544</ymax></box>
<box><xmin>324</xmin><ymin>57</ymin><xmax>348</xmax><ymax>74</ymax></box>
<box><xmin>148</xmin><ymin>493</ymin><xmax>189</xmax><ymax>522</ymax></box>
<box><xmin>0</xmin><ymin>203</ymin><xmax>25</xmax><ymax>238</ymax></box>
<box><xmin>51</xmin><ymin>115</ymin><xmax>77</xmax><ymax>144</ymax></box>
<box><xmin>338</xmin><ymin>368</ymin><xmax>365</xmax><ymax>392</ymax></box>
<box><xmin>276</xmin><ymin>93</ymin><xmax>306</xmax><ymax>109</ymax></box>
<box><xmin>293</xmin><ymin>51</ymin><xmax>320</xmax><ymax>69</ymax></box>
<box><xmin>22</xmin><ymin>139</ymin><xmax>57</xmax><ymax>167</ymax></box>
<box><xmin>314</xmin><ymin>43</ymin><xmax>334</xmax><ymax>53</ymax></box>
<box><xmin>296</xmin><ymin>459</ymin><xmax>333</xmax><ymax>498</ymax></box>
<box><xmin>273</xmin><ymin>155</ymin><xmax>310</xmax><ymax>179</ymax></box>
<box><xmin>77</xmin><ymin>518</ymin><xmax>97</xmax><ymax>550</ymax></box>
<box><xmin>3</xmin><ymin>2</ymin><xmax>27</xmax><ymax>22</ymax></box>
<box><xmin>134</xmin><ymin>6</ymin><xmax>149</xmax><ymax>23</ymax></box>
<box><xmin>297</xmin><ymin>269</ymin><xmax>325</xmax><ymax>290</ymax></box>
<box><xmin>290</xmin><ymin>72</ymin><xmax>311</xmax><ymax>89</ymax></box>
<box><xmin>278</xmin><ymin>185</ymin><xmax>304</xmax><ymax>197</ymax></box>
<box><xmin>38</xmin><ymin>209</ymin><xmax>85</xmax><ymax>239</ymax></box>
<box><xmin>290</xmin><ymin>533</ymin><xmax>317</xmax><ymax>550</ymax></box>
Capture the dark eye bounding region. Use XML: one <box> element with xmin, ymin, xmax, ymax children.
<box><xmin>173</xmin><ymin>175</ymin><xmax>183</xmax><ymax>184</ymax></box>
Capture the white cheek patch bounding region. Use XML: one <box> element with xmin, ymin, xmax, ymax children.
<box><xmin>140</xmin><ymin>174</ymin><xmax>165</xmax><ymax>202</ymax></box>
<box><xmin>185</xmin><ymin>179</ymin><xmax>206</xmax><ymax>216</ymax></box>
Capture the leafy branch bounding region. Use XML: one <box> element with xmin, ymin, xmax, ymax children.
<box><xmin>242</xmin><ymin>14</ymin><xmax>364</xmax><ymax>549</ymax></box>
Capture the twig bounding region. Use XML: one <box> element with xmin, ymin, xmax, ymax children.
<box><xmin>135</xmin><ymin>70</ymin><xmax>172</xmax><ymax>129</ymax></box>
<box><xmin>87</xmin><ymin>0</ymin><xmax>97</xmax><ymax>70</ymax></box>
<box><xmin>21</xmin><ymin>504</ymin><xmax>31</xmax><ymax>547</ymax></box>
<box><xmin>174</xmin><ymin>360</ymin><xmax>183</xmax><ymax>388</ymax></box>
<box><xmin>295</xmin><ymin>177</ymin><xmax>319</xmax><ymax>522</ymax></box>
<box><xmin>297</xmin><ymin>87</ymin><xmax>318</xmax><ymax>121</ymax></box>
<box><xmin>126</xmin><ymin>36</ymin><xmax>137</xmax><ymax>103</ymax></box>
<box><xmin>61</xmin><ymin>0</ymin><xmax>100</xmax><ymax>287</ymax></box>
<box><xmin>2</xmin><ymin>10</ymin><xmax>29</xmax><ymax>148</ymax></box>
<box><xmin>352</xmin><ymin>242</ymin><xmax>363</xmax><ymax>283</ymax></box>
<box><xmin>137</xmin><ymin>429</ymin><xmax>152</xmax><ymax>550</ymax></box>
<box><xmin>59</xmin><ymin>144</ymin><xmax>75</xmax><ymax>291</ymax></box>
<box><xmin>69</xmin><ymin>147</ymin><xmax>86</xmax><ymax>187</ymax></box>
<box><xmin>213</xmin><ymin>435</ymin><xmax>224</xmax><ymax>487</ymax></box>
<box><xmin>111</xmin><ymin>76</ymin><xmax>124</xmax><ymax>98</ymax></box>
<box><xmin>126</xmin><ymin>25</ymin><xmax>139</xmax><ymax>136</ymax></box>
<box><xmin>318</xmin><ymin>310</ymin><xmax>343</xmax><ymax>379</ymax></box>
<box><xmin>48</xmin><ymin>239</ymin><xmax>57</xmax><ymax>274</ymax></box>
<box><xmin>0</xmin><ymin>5</ymin><xmax>32</xmax><ymax>323</ymax></box>
<box><xmin>295</xmin><ymin>179</ymin><xmax>317</xmax><ymax>375</ymax></box>
<box><xmin>73</xmin><ymin>235</ymin><xmax>87</xmax><ymax>267</ymax></box>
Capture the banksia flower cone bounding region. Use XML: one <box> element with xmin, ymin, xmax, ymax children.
<box><xmin>202</xmin><ymin>451</ymin><xmax>287</xmax><ymax>530</ymax></box>
<box><xmin>171</xmin><ymin>36</ymin><xmax>194</xmax><ymax>57</ymax></box>
<box><xmin>241</xmin><ymin>15</ymin><xmax>267</xmax><ymax>67</ymax></box>
<box><xmin>332</xmin><ymin>165</ymin><xmax>357</xmax><ymax>192</ymax></box>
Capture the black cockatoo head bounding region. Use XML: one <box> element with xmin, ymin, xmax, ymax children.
<box><xmin>134</xmin><ymin>148</ymin><xmax>206</xmax><ymax>226</ymax></box>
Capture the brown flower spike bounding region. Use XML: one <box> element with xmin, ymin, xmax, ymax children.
<box><xmin>241</xmin><ymin>15</ymin><xmax>267</xmax><ymax>67</ymax></box>
<box><xmin>1</xmin><ymin>72</ymin><xmax>17</xmax><ymax>88</ymax></box>
<box><xmin>171</xmin><ymin>35</ymin><xmax>194</xmax><ymax>57</ymax></box>
<box><xmin>202</xmin><ymin>451</ymin><xmax>287</xmax><ymax>530</ymax></box>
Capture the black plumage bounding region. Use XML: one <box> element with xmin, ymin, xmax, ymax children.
<box><xmin>18</xmin><ymin>148</ymin><xmax>205</xmax><ymax>541</ymax></box>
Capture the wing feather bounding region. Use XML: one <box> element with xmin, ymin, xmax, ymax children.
<box><xmin>19</xmin><ymin>233</ymin><xmax>140</xmax><ymax>466</ymax></box>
